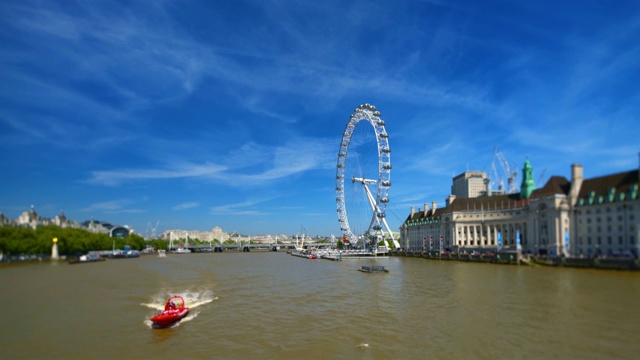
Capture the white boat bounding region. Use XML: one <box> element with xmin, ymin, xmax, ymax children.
<box><xmin>173</xmin><ymin>247</ymin><xmax>191</xmax><ymax>254</ymax></box>
<box><xmin>158</xmin><ymin>250</ymin><xmax>166</xmax><ymax>257</ymax></box>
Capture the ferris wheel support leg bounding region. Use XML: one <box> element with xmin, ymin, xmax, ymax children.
<box><xmin>382</xmin><ymin>218</ymin><xmax>401</xmax><ymax>249</ymax></box>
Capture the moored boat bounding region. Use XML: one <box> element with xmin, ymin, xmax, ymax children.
<box><xmin>151</xmin><ymin>295</ymin><xmax>189</xmax><ymax>328</ymax></box>
<box><xmin>173</xmin><ymin>247</ymin><xmax>191</xmax><ymax>254</ymax></box>
<box><xmin>68</xmin><ymin>253</ymin><xmax>105</xmax><ymax>264</ymax></box>
<box><xmin>110</xmin><ymin>245</ymin><xmax>140</xmax><ymax>259</ymax></box>
<box><xmin>357</xmin><ymin>265</ymin><xmax>389</xmax><ymax>273</ymax></box>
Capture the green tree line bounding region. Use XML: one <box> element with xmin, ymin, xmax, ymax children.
<box><xmin>0</xmin><ymin>226</ymin><xmax>146</xmax><ymax>255</ymax></box>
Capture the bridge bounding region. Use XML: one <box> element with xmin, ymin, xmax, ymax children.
<box><xmin>171</xmin><ymin>243</ymin><xmax>296</xmax><ymax>252</ymax></box>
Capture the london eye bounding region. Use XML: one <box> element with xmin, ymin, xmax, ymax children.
<box><xmin>335</xmin><ymin>104</ymin><xmax>398</xmax><ymax>250</ymax></box>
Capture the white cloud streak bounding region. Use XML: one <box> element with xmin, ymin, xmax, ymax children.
<box><xmin>172</xmin><ymin>202</ymin><xmax>199</xmax><ymax>211</ymax></box>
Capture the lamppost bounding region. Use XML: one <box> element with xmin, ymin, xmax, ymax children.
<box><xmin>51</xmin><ymin>237</ymin><xmax>59</xmax><ymax>260</ymax></box>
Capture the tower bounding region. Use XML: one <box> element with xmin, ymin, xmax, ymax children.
<box><xmin>520</xmin><ymin>160</ymin><xmax>535</xmax><ymax>199</ymax></box>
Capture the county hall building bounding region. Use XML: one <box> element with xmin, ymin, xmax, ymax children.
<box><xmin>401</xmin><ymin>159</ymin><xmax>640</xmax><ymax>258</ymax></box>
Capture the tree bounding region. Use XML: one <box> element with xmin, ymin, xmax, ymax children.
<box><xmin>147</xmin><ymin>239</ymin><xmax>169</xmax><ymax>251</ymax></box>
<box><xmin>0</xmin><ymin>225</ymin><xmax>150</xmax><ymax>256</ymax></box>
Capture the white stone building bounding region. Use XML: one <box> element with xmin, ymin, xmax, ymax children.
<box><xmin>403</xmin><ymin>160</ymin><xmax>640</xmax><ymax>257</ymax></box>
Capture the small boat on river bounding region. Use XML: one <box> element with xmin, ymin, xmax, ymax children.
<box><xmin>151</xmin><ymin>295</ymin><xmax>189</xmax><ymax>328</ymax></box>
<box><xmin>357</xmin><ymin>265</ymin><xmax>389</xmax><ymax>273</ymax></box>
<box><xmin>109</xmin><ymin>245</ymin><xmax>140</xmax><ymax>259</ymax></box>
<box><xmin>68</xmin><ymin>253</ymin><xmax>105</xmax><ymax>264</ymax></box>
<box><xmin>173</xmin><ymin>247</ymin><xmax>191</xmax><ymax>254</ymax></box>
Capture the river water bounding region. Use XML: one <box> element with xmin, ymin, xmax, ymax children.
<box><xmin>1</xmin><ymin>252</ymin><xmax>638</xmax><ymax>359</ymax></box>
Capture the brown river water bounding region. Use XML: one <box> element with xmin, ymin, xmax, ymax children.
<box><xmin>1</xmin><ymin>252</ymin><xmax>638</xmax><ymax>359</ymax></box>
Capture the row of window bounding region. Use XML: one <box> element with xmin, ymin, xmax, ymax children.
<box><xmin>580</xmin><ymin>214</ymin><xmax>636</xmax><ymax>224</ymax></box>
<box><xmin>581</xmin><ymin>205</ymin><xmax>635</xmax><ymax>214</ymax></box>
<box><xmin>579</xmin><ymin>225</ymin><xmax>636</xmax><ymax>233</ymax></box>
<box><xmin>577</xmin><ymin>236</ymin><xmax>636</xmax><ymax>245</ymax></box>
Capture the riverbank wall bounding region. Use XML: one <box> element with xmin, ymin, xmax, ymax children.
<box><xmin>389</xmin><ymin>250</ymin><xmax>640</xmax><ymax>271</ymax></box>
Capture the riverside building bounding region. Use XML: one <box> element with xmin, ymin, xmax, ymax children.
<box><xmin>402</xmin><ymin>159</ymin><xmax>640</xmax><ymax>258</ymax></box>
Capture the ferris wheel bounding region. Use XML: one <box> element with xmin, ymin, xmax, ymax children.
<box><xmin>335</xmin><ymin>104</ymin><xmax>399</xmax><ymax>249</ymax></box>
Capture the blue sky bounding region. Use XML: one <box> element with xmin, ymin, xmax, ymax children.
<box><xmin>1</xmin><ymin>0</ymin><xmax>638</xmax><ymax>237</ymax></box>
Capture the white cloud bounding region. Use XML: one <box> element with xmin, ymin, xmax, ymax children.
<box><xmin>172</xmin><ymin>202</ymin><xmax>199</xmax><ymax>211</ymax></box>
<box><xmin>88</xmin><ymin>163</ymin><xmax>228</xmax><ymax>186</ymax></box>
<box><xmin>209</xmin><ymin>198</ymin><xmax>271</xmax><ymax>216</ymax></box>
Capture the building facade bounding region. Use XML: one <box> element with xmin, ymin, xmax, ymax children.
<box><xmin>403</xmin><ymin>160</ymin><xmax>640</xmax><ymax>258</ymax></box>
<box><xmin>451</xmin><ymin>171</ymin><xmax>487</xmax><ymax>199</ymax></box>
<box><xmin>160</xmin><ymin>227</ymin><xmax>231</xmax><ymax>242</ymax></box>
<box><xmin>571</xmin><ymin>167</ymin><xmax>639</xmax><ymax>257</ymax></box>
<box><xmin>2</xmin><ymin>205</ymin><xmax>133</xmax><ymax>237</ymax></box>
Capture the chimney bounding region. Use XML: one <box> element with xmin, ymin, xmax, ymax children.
<box><xmin>432</xmin><ymin>201</ymin><xmax>437</xmax><ymax>213</ymax></box>
<box><xmin>446</xmin><ymin>194</ymin><xmax>456</xmax><ymax>207</ymax></box>
<box><xmin>424</xmin><ymin>203</ymin><xmax>429</xmax><ymax>215</ymax></box>
<box><xmin>410</xmin><ymin>206</ymin><xmax>415</xmax><ymax>218</ymax></box>
<box><xmin>569</xmin><ymin>163</ymin><xmax>584</xmax><ymax>206</ymax></box>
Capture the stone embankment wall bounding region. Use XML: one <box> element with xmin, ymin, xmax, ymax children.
<box><xmin>390</xmin><ymin>250</ymin><xmax>640</xmax><ymax>271</ymax></box>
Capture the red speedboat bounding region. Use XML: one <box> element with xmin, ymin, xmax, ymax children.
<box><xmin>151</xmin><ymin>295</ymin><xmax>189</xmax><ymax>328</ymax></box>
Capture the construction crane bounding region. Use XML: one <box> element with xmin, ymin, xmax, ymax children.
<box><xmin>151</xmin><ymin>220</ymin><xmax>160</xmax><ymax>239</ymax></box>
<box><xmin>537</xmin><ymin>168</ymin><xmax>548</xmax><ymax>186</ymax></box>
<box><xmin>490</xmin><ymin>145</ymin><xmax>519</xmax><ymax>194</ymax></box>
<box><xmin>146</xmin><ymin>221</ymin><xmax>160</xmax><ymax>239</ymax></box>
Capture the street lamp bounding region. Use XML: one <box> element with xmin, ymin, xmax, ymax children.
<box><xmin>51</xmin><ymin>237</ymin><xmax>59</xmax><ymax>260</ymax></box>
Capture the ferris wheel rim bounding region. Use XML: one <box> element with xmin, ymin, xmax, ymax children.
<box><xmin>335</xmin><ymin>103</ymin><xmax>391</xmax><ymax>244</ymax></box>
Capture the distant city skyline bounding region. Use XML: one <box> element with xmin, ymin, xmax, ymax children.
<box><xmin>1</xmin><ymin>1</ymin><xmax>639</xmax><ymax>236</ymax></box>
